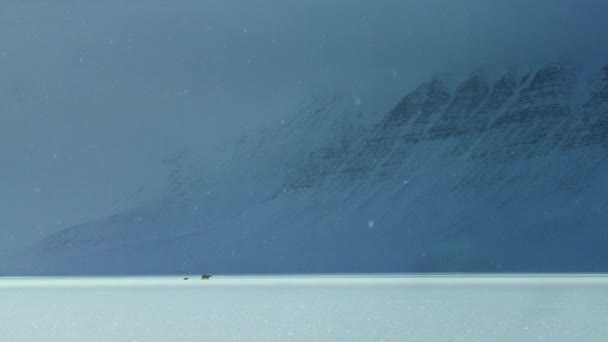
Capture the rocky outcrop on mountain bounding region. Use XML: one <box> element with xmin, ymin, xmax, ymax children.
<box><xmin>289</xmin><ymin>63</ymin><xmax>607</xmax><ymax>190</ymax></box>
<box><xmin>566</xmin><ymin>65</ymin><xmax>608</xmax><ymax>151</ymax></box>
<box><xmin>429</xmin><ymin>74</ymin><xmax>490</xmax><ymax>140</ymax></box>
<box><xmin>474</xmin><ymin>64</ymin><xmax>576</xmax><ymax>161</ymax></box>
<box><xmin>5</xmin><ymin>62</ymin><xmax>608</xmax><ymax>275</ymax></box>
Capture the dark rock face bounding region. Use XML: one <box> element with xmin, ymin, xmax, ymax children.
<box><xmin>289</xmin><ymin>63</ymin><xmax>605</xmax><ymax>190</ymax></box>
<box><xmin>471</xmin><ymin>73</ymin><xmax>519</xmax><ymax>132</ymax></box>
<box><xmin>578</xmin><ymin>66</ymin><xmax>608</xmax><ymax>150</ymax></box>
<box><xmin>429</xmin><ymin>74</ymin><xmax>490</xmax><ymax>140</ymax></box>
<box><xmin>477</xmin><ymin>64</ymin><xmax>576</xmax><ymax>161</ymax></box>
<box><xmin>336</xmin><ymin>77</ymin><xmax>452</xmax><ymax>183</ymax></box>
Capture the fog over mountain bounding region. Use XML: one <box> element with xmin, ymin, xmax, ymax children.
<box><xmin>1</xmin><ymin>1</ymin><xmax>607</xmax><ymax>274</ymax></box>
<box><xmin>4</xmin><ymin>61</ymin><xmax>608</xmax><ymax>274</ymax></box>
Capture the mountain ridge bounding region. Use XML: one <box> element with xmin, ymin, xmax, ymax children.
<box><xmin>4</xmin><ymin>62</ymin><xmax>608</xmax><ymax>275</ymax></box>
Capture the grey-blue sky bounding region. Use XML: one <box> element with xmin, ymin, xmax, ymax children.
<box><xmin>1</xmin><ymin>0</ymin><xmax>607</xmax><ymax>249</ymax></box>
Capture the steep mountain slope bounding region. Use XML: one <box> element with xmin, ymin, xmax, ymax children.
<box><xmin>5</xmin><ymin>63</ymin><xmax>608</xmax><ymax>275</ymax></box>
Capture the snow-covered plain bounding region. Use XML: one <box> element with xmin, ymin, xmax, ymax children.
<box><xmin>1</xmin><ymin>275</ymin><xmax>607</xmax><ymax>341</ymax></box>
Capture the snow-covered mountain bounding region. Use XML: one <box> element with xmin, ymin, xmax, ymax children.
<box><xmin>5</xmin><ymin>62</ymin><xmax>608</xmax><ymax>275</ymax></box>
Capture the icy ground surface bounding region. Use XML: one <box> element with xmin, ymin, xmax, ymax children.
<box><xmin>1</xmin><ymin>275</ymin><xmax>607</xmax><ymax>341</ymax></box>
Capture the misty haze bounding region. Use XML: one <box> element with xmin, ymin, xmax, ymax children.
<box><xmin>1</xmin><ymin>0</ymin><xmax>607</xmax><ymax>275</ymax></box>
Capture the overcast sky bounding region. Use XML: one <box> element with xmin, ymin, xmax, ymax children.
<box><xmin>1</xmin><ymin>0</ymin><xmax>607</xmax><ymax>250</ymax></box>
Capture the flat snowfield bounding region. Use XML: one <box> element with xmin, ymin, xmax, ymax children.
<box><xmin>1</xmin><ymin>275</ymin><xmax>607</xmax><ymax>341</ymax></box>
